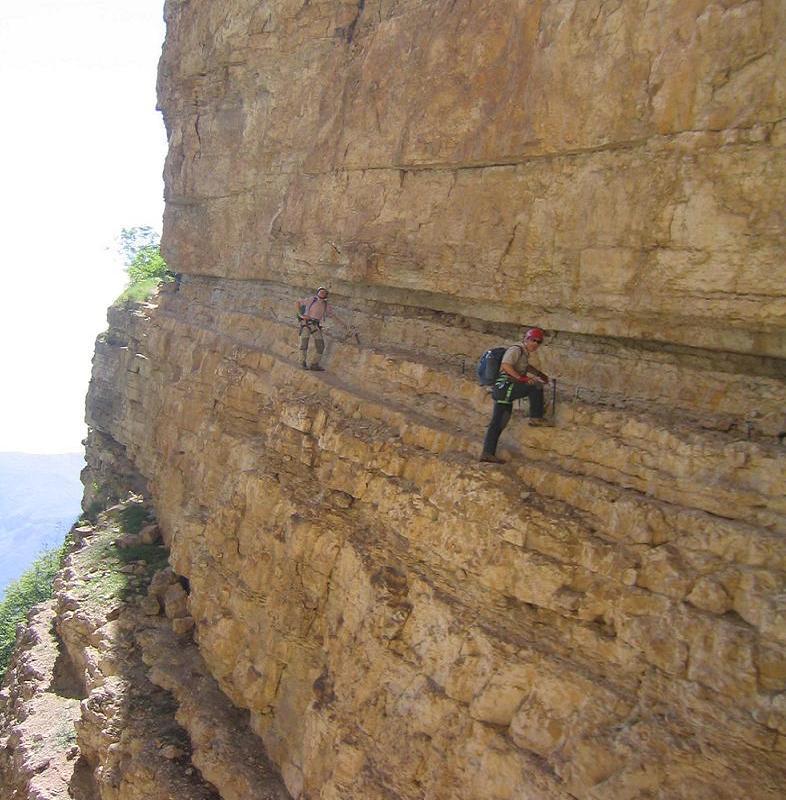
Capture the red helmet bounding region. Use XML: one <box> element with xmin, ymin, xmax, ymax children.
<box><xmin>524</xmin><ymin>327</ymin><xmax>545</xmax><ymax>343</ymax></box>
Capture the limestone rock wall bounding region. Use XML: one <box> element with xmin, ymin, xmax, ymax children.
<box><xmin>24</xmin><ymin>1</ymin><xmax>785</xmax><ymax>798</ymax></box>
<box><xmin>81</xmin><ymin>278</ymin><xmax>786</xmax><ymax>799</ymax></box>
<box><xmin>158</xmin><ymin>0</ymin><xmax>786</xmax><ymax>363</ymax></box>
<box><xmin>84</xmin><ymin>1</ymin><xmax>785</xmax><ymax>797</ymax></box>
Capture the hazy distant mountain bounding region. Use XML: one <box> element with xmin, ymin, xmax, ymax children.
<box><xmin>0</xmin><ymin>452</ymin><xmax>84</xmax><ymax>595</ymax></box>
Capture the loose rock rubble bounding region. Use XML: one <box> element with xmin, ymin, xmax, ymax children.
<box><xmin>1</xmin><ymin>507</ymin><xmax>290</xmax><ymax>800</ymax></box>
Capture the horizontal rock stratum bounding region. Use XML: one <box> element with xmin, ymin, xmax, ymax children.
<box><xmin>4</xmin><ymin>1</ymin><xmax>785</xmax><ymax>799</ymax></box>
<box><xmin>158</xmin><ymin>0</ymin><xmax>786</xmax><ymax>364</ymax></box>
<box><xmin>80</xmin><ymin>275</ymin><xmax>785</xmax><ymax>799</ymax></box>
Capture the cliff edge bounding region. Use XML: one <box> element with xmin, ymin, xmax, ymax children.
<box><xmin>3</xmin><ymin>1</ymin><xmax>786</xmax><ymax>798</ymax></box>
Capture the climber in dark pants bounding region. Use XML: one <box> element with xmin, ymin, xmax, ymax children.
<box><xmin>480</xmin><ymin>327</ymin><xmax>551</xmax><ymax>464</ymax></box>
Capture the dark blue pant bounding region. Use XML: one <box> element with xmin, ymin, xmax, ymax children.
<box><xmin>482</xmin><ymin>382</ymin><xmax>544</xmax><ymax>455</ymax></box>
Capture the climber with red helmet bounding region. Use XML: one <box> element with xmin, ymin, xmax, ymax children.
<box><xmin>479</xmin><ymin>327</ymin><xmax>552</xmax><ymax>464</ymax></box>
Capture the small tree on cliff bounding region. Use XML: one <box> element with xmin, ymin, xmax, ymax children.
<box><xmin>120</xmin><ymin>225</ymin><xmax>171</xmax><ymax>284</ymax></box>
<box><xmin>115</xmin><ymin>226</ymin><xmax>173</xmax><ymax>302</ymax></box>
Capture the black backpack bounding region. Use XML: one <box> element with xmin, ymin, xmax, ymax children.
<box><xmin>476</xmin><ymin>344</ymin><xmax>521</xmax><ymax>385</ymax></box>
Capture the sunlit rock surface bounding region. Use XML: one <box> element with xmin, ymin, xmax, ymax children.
<box><xmin>78</xmin><ymin>275</ymin><xmax>785</xmax><ymax>798</ymax></box>
<box><xmin>1</xmin><ymin>505</ymin><xmax>290</xmax><ymax>800</ymax></box>
<box><xmin>118</xmin><ymin>0</ymin><xmax>786</xmax><ymax>796</ymax></box>
<box><xmin>3</xmin><ymin>1</ymin><xmax>785</xmax><ymax>798</ymax></box>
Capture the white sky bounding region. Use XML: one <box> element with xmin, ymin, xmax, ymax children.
<box><xmin>0</xmin><ymin>0</ymin><xmax>167</xmax><ymax>454</ymax></box>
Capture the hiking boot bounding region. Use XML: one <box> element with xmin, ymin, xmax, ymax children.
<box><xmin>479</xmin><ymin>453</ymin><xmax>505</xmax><ymax>464</ymax></box>
<box><xmin>528</xmin><ymin>417</ymin><xmax>554</xmax><ymax>427</ymax></box>
<box><xmin>309</xmin><ymin>364</ymin><xmax>325</xmax><ymax>372</ymax></box>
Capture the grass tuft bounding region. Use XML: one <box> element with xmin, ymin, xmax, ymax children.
<box><xmin>0</xmin><ymin>498</ymin><xmax>168</xmax><ymax>679</ymax></box>
<box><xmin>116</xmin><ymin>503</ymin><xmax>151</xmax><ymax>535</ymax></box>
<box><xmin>113</xmin><ymin>276</ymin><xmax>171</xmax><ymax>305</ymax></box>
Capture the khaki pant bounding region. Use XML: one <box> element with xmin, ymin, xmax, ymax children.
<box><xmin>299</xmin><ymin>321</ymin><xmax>325</xmax><ymax>366</ymax></box>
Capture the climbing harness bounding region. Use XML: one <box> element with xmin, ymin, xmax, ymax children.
<box><xmin>492</xmin><ymin>375</ymin><xmax>518</xmax><ymax>405</ymax></box>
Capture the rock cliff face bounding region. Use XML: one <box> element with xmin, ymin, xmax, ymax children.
<box><xmin>0</xmin><ymin>506</ymin><xmax>291</xmax><ymax>800</ymax></box>
<box><xmin>3</xmin><ymin>1</ymin><xmax>786</xmax><ymax>798</ymax></box>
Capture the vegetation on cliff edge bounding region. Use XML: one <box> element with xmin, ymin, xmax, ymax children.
<box><xmin>0</xmin><ymin>546</ymin><xmax>64</xmax><ymax>677</ymax></box>
<box><xmin>114</xmin><ymin>225</ymin><xmax>173</xmax><ymax>304</ymax></box>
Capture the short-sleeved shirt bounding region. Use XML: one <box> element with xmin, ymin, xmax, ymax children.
<box><xmin>501</xmin><ymin>344</ymin><xmax>528</xmax><ymax>376</ymax></box>
<box><xmin>300</xmin><ymin>296</ymin><xmax>330</xmax><ymax>322</ymax></box>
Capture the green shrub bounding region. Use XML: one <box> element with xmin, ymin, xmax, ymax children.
<box><xmin>0</xmin><ymin>548</ymin><xmax>63</xmax><ymax>678</ymax></box>
<box><xmin>117</xmin><ymin>503</ymin><xmax>151</xmax><ymax>535</ymax></box>
<box><xmin>126</xmin><ymin>244</ymin><xmax>170</xmax><ymax>285</ymax></box>
<box><xmin>113</xmin><ymin>226</ymin><xmax>173</xmax><ymax>305</ymax></box>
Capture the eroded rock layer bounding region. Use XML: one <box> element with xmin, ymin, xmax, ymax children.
<box><xmin>1</xmin><ymin>502</ymin><xmax>291</xmax><ymax>800</ymax></box>
<box><xmin>80</xmin><ymin>277</ymin><xmax>786</xmax><ymax>799</ymax></box>
<box><xmin>158</xmin><ymin>0</ymin><xmax>786</xmax><ymax>365</ymax></box>
<box><xmin>81</xmin><ymin>1</ymin><xmax>785</xmax><ymax>797</ymax></box>
<box><xmin>7</xmin><ymin>1</ymin><xmax>785</xmax><ymax>799</ymax></box>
